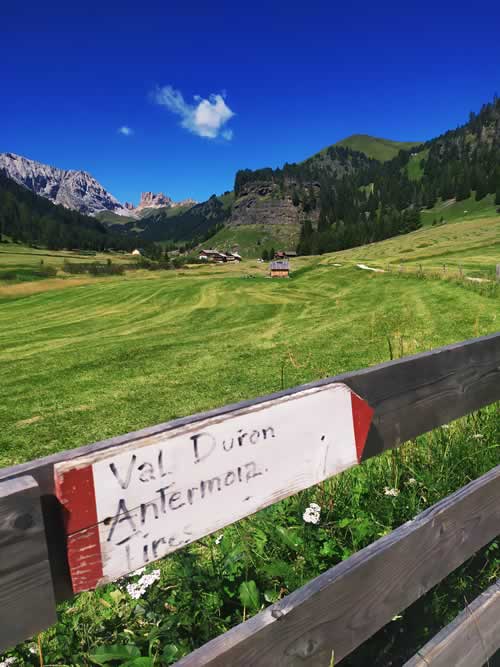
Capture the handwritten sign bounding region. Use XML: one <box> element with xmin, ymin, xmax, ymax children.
<box><xmin>55</xmin><ymin>383</ymin><xmax>373</xmax><ymax>592</ymax></box>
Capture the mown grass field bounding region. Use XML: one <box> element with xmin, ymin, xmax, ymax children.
<box><xmin>0</xmin><ymin>216</ymin><xmax>498</xmax><ymax>467</ymax></box>
<box><xmin>0</xmin><ymin>243</ymin><xmax>137</xmax><ymax>286</ymax></box>
<box><xmin>0</xmin><ymin>244</ymin><xmax>135</xmax><ymax>268</ymax></box>
<box><xmin>0</xmin><ymin>218</ymin><xmax>499</xmax><ymax>665</ymax></box>
<box><xmin>0</xmin><ymin>260</ymin><xmax>497</xmax><ymax>468</ymax></box>
<box><xmin>327</xmin><ymin>215</ymin><xmax>500</xmax><ymax>278</ymax></box>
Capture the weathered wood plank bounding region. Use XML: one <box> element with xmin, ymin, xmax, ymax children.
<box><xmin>0</xmin><ymin>476</ymin><xmax>57</xmax><ymax>652</ymax></box>
<box><xmin>404</xmin><ymin>579</ymin><xmax>500</xmax><ymax>667</ymax></box>
<box><xmin>54</xmin><ymin>383</ymin><xmax>373</xmax><ymax>590</ymax></box>
<box><xmin>174</xmin><ymin>463</ymin><xmax>500</xmax><ymax>666</ymax></box>
<box><xmin>0</xmin><ymin>332</ymin><xmax>498</xmax><ymax>601</ymax></box>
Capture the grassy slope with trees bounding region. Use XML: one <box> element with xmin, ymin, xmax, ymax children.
<box><xmin>105</xmin><ymin>193</ymin><xmax>235</xmax><ymax>247</ymax></box>
<box><xmin>0</xmin><ymin>213</ymin><xmax>498</xmax><ymax>665</ymax></box>
<box><xmin>0</xmin><ymin>170</ymin><xmax>146</xmax><ymax>253</ymax></box>
<box><xmin>230</xmin><ymin>96</ymin><xmax>500</xmax><ymax>257</ymax></box>
<box><xmin>335</xmin><ymin>134</ymin><xmax>419</xmax><ymax>161</ymax></box>
<box><xmin>201</xmin><ymin>222</ymin><xmax>300</xmax><ymax>257</ymax></box>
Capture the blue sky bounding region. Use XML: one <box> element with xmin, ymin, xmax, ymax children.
<box><xmin>2</xmin><ymin>0</ymin><xmax>500</xmax><ymax>204</ymax></box>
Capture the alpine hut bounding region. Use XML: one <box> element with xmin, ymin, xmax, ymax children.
<box><xmin>270</xmin><ymin>260</ymin><xmax>290</xmax><ymax>278</ymax></box>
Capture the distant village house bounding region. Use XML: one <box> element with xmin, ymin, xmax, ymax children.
<box><xmin>131</xmin><ymin>248</ymin><xmax>143</xmax><ymax>256</ymax></box>
<box><xmin>270</xmin><ymin>260</ymin><xmax>290</xmax><ymax>278</ymax></box>
<box><xmin>274</xmin><ymin>250</ymin><xmax>297</xmax><ymax>259</ymax></box>
<box><xmin>199</xmin><ymin>249</ymin><xmax>242</xmax><ymax>263</ymax></box>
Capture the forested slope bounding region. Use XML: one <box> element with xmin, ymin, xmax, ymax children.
<box><xmin>0</xmin><ymin>170</ymin><xmax>141</xmax><ymax>252</ymax></box>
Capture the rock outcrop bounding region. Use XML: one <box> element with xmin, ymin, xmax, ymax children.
<box><xmin>229</xmin><ymin>181</ymin><xmax>319</xmax><ymax>227</ymax></box>
<box><xmin>0</xmin><ymin>152</ymin><xmax>130</xmax><ymax>216</ymax></box>
<box><xmin>136</xmin><ymin>192</ymin><xmax>173</xmax><ymax>210</ymax></box>
<box><xmin>174</xmin><ymin>197</ymin><xmax>197</xmax><ymax>208</ymax></box>
<box><xmin>131</xmin><ymin>193</ymin><xmax>197</xmax><ymax>214</ymax></box>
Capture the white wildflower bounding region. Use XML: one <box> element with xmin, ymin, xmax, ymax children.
<box><xmin>130</xmin><ymin>566</ymin><xmax>146</xmax><ymax>577</ymax></box>
<box><xmin>384</xmin><ymin>487</ymin><xmax>400</xmax><ymax>497</ymax></box>
<box><xmin>126</xmin><ymin>582</ymin><xmax>144</xmax><ymax>600</ymax></box>
<box><xmin>407</xmin><ymin>478</ymin><xmax>417</xmax><ymax>486</ymax></box>
<box><xmin>303</xmin><ymin>503</ymin><xmax>321</xmax><ymax>524</ymax></box>
<box><xmin>473</xmin><ymin>434</ymin><xmax>484</xmax><ymax>439</ymax></box>
<box><xmin>126</xmin><ymin>569</ymin><xmax>161</xmax><ymax>599</ymax></box>
<box><xmin>0</xmin><ymin>658</ymin><xmax>17</xmax><ymax>666</ymax></box>
<box><xmin>442</xmin><ymin>424</ymin><xmax>450</xmax><ymax>430</ymax></box>
<box><xmin>28</xmin><ymin>645</ymin><xmax>38</xmax><ymax>655</ymax></box>
<box><xmin>215</xmin><ymin>534</ymin><xmax>223</xmax><ymax>545</ymax></box>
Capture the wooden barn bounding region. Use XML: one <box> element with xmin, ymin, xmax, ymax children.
<box><xmin>270</xmin><ymin>260</ymin><xmax>290</xmax><ymax>278</ymax></box>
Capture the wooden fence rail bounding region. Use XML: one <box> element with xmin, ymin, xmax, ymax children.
<box><xmin>0</xmin><ymin>331</ymin><xmax>499</xmax><ymax>660</ymax></box>
<box><xmin>176</xmin><ymin>462</ymin><xmax>500</xmax><ymax>666</ymax></box>
<box><xmin>404</xmin><ymin>578</ymin><xmax>500</xmax><ymax>667</ymax></box>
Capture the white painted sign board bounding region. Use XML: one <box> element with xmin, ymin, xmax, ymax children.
<box><xmin>55</xmin><ymin>382</ymin><xmax>373</xmax><ymax>592</ymax></box>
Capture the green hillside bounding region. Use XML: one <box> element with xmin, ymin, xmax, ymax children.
<box><xmin>94</xmin><ymin>210</ymin><xmax>136</xmax><ymax>225</ymax></box>
<box><xmin>420</xmin><ymin>193</ymin><xmax>497</xmax><ymax>226</ymax></box>
<box><xmin>406</xmin><ymin>148</ymin><xmax>429</xmax><ymax>180</ymax></box>
<box><xmin>204</xmin><ymin>222</ymin><xmax>300</xmax><ymax>257</ymax></box>
<box><xmin>96</xmin><ymin>205</ymin><xmax>192</xmax><ymax>226</ymax></box>
<box><xmin>327</xmin><ymin>215</ymin><xmax>500</xmax><ymax>279</ymax></box>
<box><xmin>335</xmin><ymin>134</ymin><xmax>420</xmax><ymax>161</ymax></box>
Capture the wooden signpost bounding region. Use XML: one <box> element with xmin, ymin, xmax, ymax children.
<box><xmin>55</xmin><ymin>383</ymin><xmax>373</xmax><ymax>592</ymax></box>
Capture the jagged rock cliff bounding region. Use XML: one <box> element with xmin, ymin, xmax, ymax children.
<box><xmin>229</xmin><ymin>145</ymin><xmax>374</xmax><ymax>227</ymax></box>
<box><xmin>0</xmin><ymin>152</ymin><xmax>130</xmax><ymax>216</ymax></box>
<box><xmin>136</xmin><ymin>192</ymin><xmax>173</xmax><ymax>210</ymax></box>
<box><xmin>131</xmin><ymin>192</ymin><xmax>197</xmax><ymax>214</ymax></box>
<box><xmin>229</xmin><ymin>181</ymin><xmax>320</xmax><ymax>226</ymax></box>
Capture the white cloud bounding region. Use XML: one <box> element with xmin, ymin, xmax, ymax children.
<box><xmin>153</xmin><ymin>85</ymin><xmax>234</xmax><ymax>140</ymax></box>
<box><xmin>118</xmin><ymin>126</ymin><xmax>133</xmax><ymax>136</ymax></box>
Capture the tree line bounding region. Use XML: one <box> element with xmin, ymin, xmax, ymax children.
<box><xmin>0</xmin><ymin>170</ymin><xmax>155</xmax><ymax>254</ymax></box>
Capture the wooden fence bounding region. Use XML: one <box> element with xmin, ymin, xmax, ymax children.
<box><xmin>385</xmin><ymin>261</ymin><xmax>500</xmax><ymax>285</ymax></box>
<box><xmin>1</xmin><ymin>332</ymin><xmax>499</xmax><ymax>664</ymax></box>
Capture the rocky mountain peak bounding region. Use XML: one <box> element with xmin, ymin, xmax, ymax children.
<box><xmin>0</xmin><ymin>152</ymin><xmax>198</xmax><ymax>220</ymax></box>
<box><xmin>136</xmin><ymin>192</ymin><xmax>174</xmax><ymax>210</ymax></box>
<box><xmin>173</xmin><ymin>197</ymin><xmax>198</xmax><ymax>208</ymax></box>
<box><xmin>0</xmin><ymin>152</ymin><xmax>130</xmax><ymax>217</ymax></box>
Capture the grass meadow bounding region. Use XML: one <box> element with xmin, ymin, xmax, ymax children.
<box><xmin>0</xmin><ymin>217</ymin><xmax>499</xmax><ymax>665</ymax></box>
<box><xmin>203</xmin><ymin>221</ymin><xmax>301</xmax><ymax>257</ymax></box>
<box><xmin>0</xmin><ymin>244</ymin><xmax>137</xmax><ymax>287</ymax></box>
<box><xmin>420</xmin><ymin>192</ymin><xmax>497</xmax><ymax>226</ymax></box>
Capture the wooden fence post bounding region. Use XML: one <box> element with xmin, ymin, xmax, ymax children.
<box><xmin>0</xmin><ymin>476</ymin><xmax>57</xmax><ymax>652</ymax></box>
<box><xmin>496</xmin><ymin>263</ymin><xmax>500</xmax><ymax>282</ymax></box>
